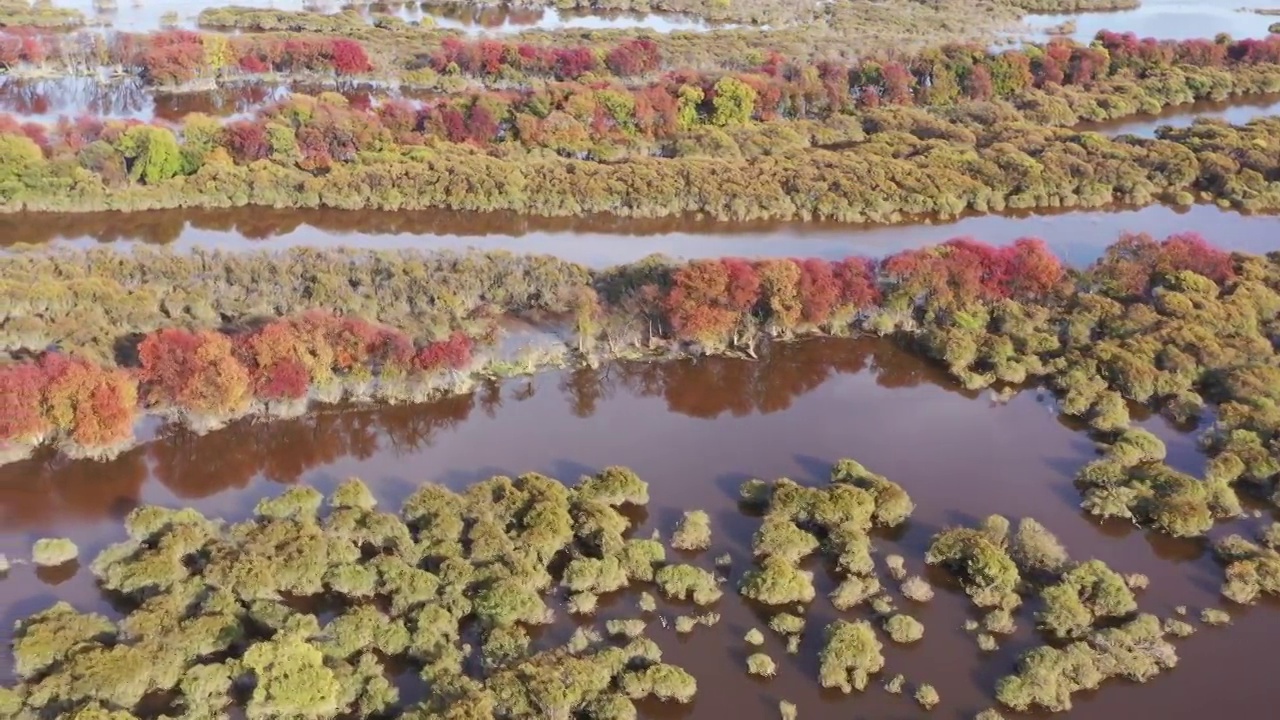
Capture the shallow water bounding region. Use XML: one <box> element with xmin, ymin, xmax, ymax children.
<box><xmin>2</xmin><ymin>204</ymin><xmax>1277</xmax><ymax>268</ymax></box>
<box><xmin>1022</xmin><ymin>0</ymin><xmax>1278</xmax><ymax>43</ymax></box>
<box><xmin>1081</xmin><ymin>94</ymin><xmax>1280</xmax><ymax>137</ymax></box>
<box><xmin>0</xmin><ymin>76</ymin><xmax>298</xmax><ymax>124</ymax></box>
<box><xmin>0</xmin><ymin>337</ymin><xmax>1274</xmax><ymax>717</ymax></box>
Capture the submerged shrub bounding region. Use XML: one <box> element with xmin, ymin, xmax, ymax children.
<box><xmin>740</xmin><ymin>557</ymin><xmax>816</xmax><ymax>606</ymax></box>
<box><xmin>744</xmin><ymin>628</ymin><xmax>765</xmax><ymax>646</ymax></box>
<box><xmin>900</xmin><ymin>576</ymin><xmax>935</xmax><ymax>602</ymax></box>
<box><xmin>818</xmin><ymin>620</ymin><xmax>884</xmax><ymax>693</ymax></box>
<box><xmin>830</xmin><ymin>459</ymin><xmax>914</xmax><ymax>526</ymax></box>
<box><xmin>915</xmin><ymin>683</ymin><xmax>940</xmax><ymax>710</ymax></box>
<box><xmin>747</xmin><ymin>652</ymin><xmax>777</xmax><ymax>677</ymax></box>
<box><xmin>830</xmin><ymin>576</ymin><xmax>881</xmax><ymax>610</ymax></box>
<box><xmin>32</xmin><ymin>538</ymin><xmax>79</xmax><ymax>567</ymax></box>
<box><xmin>769</xmin><ymin>613</ymin><xmax>805</xmax><ymax>636</ymax></box>
<box><xmin>926</xmin><ymin>527</ymin><xmax>1020</xmax><ymax>608</ymax></box>
<box><xmin>1200</xmin><ymin>608</ymin><xmax>1231</xmax><ymax>625</ymax></box>
<box><xmin>655</xmin><ymin>564</ymin><xmax>723</xmax><ymax>605</ymax></box>
<box><xmin>671</xmin><ymin>510</ymin><xmax>712</xmax><ymax>551</ymax></box>
<box><xmin>1037</xmin><ymin>560</ymin><xmax>1137</xmax><ymax>639</ymax></box>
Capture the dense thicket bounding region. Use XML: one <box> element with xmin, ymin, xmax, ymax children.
<box><xmin>3</xmin><ymin>233</ymin><xmax>1278</xmax><ymax>532</ymax></box>
<box><xmin>5</xmin><ymin>31</ymin><xmax>1280</xmax><ymax>217</ymax></box>
<box><xmin>2</xmin><ymin>104</ymin><xmax>1280</xmax><ymax>218</ymax></box>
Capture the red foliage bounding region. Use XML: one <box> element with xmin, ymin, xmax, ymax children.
<box><xmin>139</xmin><ymin>30</ymin><xmax>205</xmax><ymax>85</ymax></box>
<box><xmin>1089</xmin><ymin>232</ymin><xmax>1234</xmax><ymax>297</ymax></box>
<box><xmin>330</xmin><ymin>39</ymin><xmax>371</xmax><ymax>75</ymax></box>
<box><xmin>256</xmin><ymin>358</ymin><xmax>310</xmax><ymax>400</ymax></box>
<box><xmin>1003</xmin><ymin>238</ymin><xmax>1065</xmax><ymax>299</ymax></box>
<box><xmin>606</xmin><ymin>38</ymin><xmax>661</xmax><ymax>76</ymax></box>
<box><xmin>1158</xmin><ymin>232</ymin><xmax>1235</xmax><ymax>285</ymax></box>
<box><xmin>666</xmin><ymin>260</ymin><xmax>756</xmax><ymax>343</ymax></box>
<box><xmin>797</xmin><ymin>258</ymin><xmax>841</xmax><ymax>325</ymax></box>
<box><xmin>222</xmin><ymin>120</ymin><xmax>270</xmax><ymax>163</ymax></box>
<box><xmin>834</xmin><ymin>257</ymin><xmax>881</xmax><ymax>309</ymax></box>
<box><xmin>0</xmin><ymin>362</ymin><xmax>49</xmax><ymax>444</ymax></box>
<box><xmin>414</xmin><ymin>331</ymin><xmax>474</xmax><ymax>373</ymax></box>
<box><xmin>39</xmin><ymin>354</ymin><xmax>137</xmax><ymax>448</ymax></box>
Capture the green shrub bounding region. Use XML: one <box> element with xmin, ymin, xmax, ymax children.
<box><xmin>818</xmin><ymin>620</ymin><xmax>884</xmax><ymax>693</ymax></box>
<box><xmin>739</xmin><ymin>557</ymin><xmax>816</xmax><ymax>605</ymax></box>
<box><xmin>32</xmin><ymin>538</ymin><xmax>79</xmax><ymax>567</ymax></box>
<box><xmin>747</xmin><ymin>652</ymin><xmax>777</xmax><ymax>677</ymax></box>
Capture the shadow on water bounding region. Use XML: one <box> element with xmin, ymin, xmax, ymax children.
<box><xmin>0</xmin><ymin>336</ymin><xmax>1276</xmax><ymax>718</ymax></box>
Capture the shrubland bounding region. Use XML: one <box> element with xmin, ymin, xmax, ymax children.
<box><xmin>3</xmin><ymin>34</ymin><xmax>1280</xmax><ymax>217</ymax></box>
<box><xmin>3</xmin><ymin>232</ymin><xmax>1279</xmax><ymax>537</ymax></box>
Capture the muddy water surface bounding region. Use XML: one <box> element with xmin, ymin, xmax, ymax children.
<box><xmin>0</xmin><ymin>338</ymin><xmax>1274</xmax><ymax>718</ymax></box>
<box><xmin>3</xmin><ymin>204</ymin><xmax>1277</xmax><ymax>267</ymax></box>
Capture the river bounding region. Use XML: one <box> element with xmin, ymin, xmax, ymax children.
<box><xmin>2</xmin><ymin>204</ymin><xmax>1277</xmax><ymax>268</ymax></box>
<box><xmin>0</xmin><ymin>337</ymin><xmax>1273</xmax><ymax>718</ymax></box>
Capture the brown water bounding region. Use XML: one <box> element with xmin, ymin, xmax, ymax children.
<box><xmin>1</xmin><ymin>337</ymin><xmax>1275</xmax><ymax>718</ymax></box>
<box><xmin>2</xmin><ymin>204</ymin><xmax>1278</xmax><ymax>268</ymax></box>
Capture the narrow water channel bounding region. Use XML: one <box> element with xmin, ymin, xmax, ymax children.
<box><xmin>2</xmin><ymin>204</ymin><xmax>1276</xmax><ymax>268</ymax></box>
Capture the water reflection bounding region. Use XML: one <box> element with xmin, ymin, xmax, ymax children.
<box><xmin>0</xmin><ymin>335</ymin><xmax>1274</xmax><ymax>720</ymax></box>
<box><xmin>421</xmin><ymin>3</ymin><xmax>747</xmax><ymax>34</ymax></box>
<box><xmin>0</xmin><ymin>77</ymin><xmax>356</xmax><ymax>124</ymax></box>
<box><xmin>1023</xmin><ymin>0</ymin><xmax>1278</xmax><ymax>43</ymax></box>
<box><xmin>2</xmin><ymin>204</ymin><xmax>1277</xmax><ymax>267</ymax></box>
<box><xmin>0</xmin><ymin>339</ymin><xmax>939</xmax><ymax>527</ymax></box>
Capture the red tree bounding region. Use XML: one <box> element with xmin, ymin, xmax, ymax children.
<box><xmin>0</xmin><ymin>361</ymin><xmax>49</xmax><ymax>444</ymax></box>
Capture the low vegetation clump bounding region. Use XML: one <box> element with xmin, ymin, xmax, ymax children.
<box><xmin>744</xmin><ymin>628</ymin><xmax>765</xmax><ymax>646</ymax></box>
<box><xmin>768</xmin><ymin>612</ymin><xmax>806</xmax><ymax>636</ymax></box>
<box><xmin>671</xmin><ymin>510</ymin><xmax>712</xmax><ymax>551</ymax></box>
<box><xmin>2</xmin><ymin>470</ymin><xmax>714</xmax><ymax>719</ymax></box>
<box><xmin>1200</xmin><ymin>608</ymin><xmax>1232</xmax><ymax>626</ymax></box>
<box><xmin>1009</xmin><ymin>518</ymin><xmax>1071</xmax><ymax>578</ymax></box>
<box><xmin>30</xmin><ymin>537</ymin><xmax>78</xmax><ymax>567</ymax></box>
<box><xmin>996</xmin><ymin>614</ymin><xmax>1178</xmax><ymax>712</ymax></box>
<box><xmin>884</xmin><ymin>614</ymin><xmax>924</xmax><ymax>643</ymax></box>
<box><xmin>915</xmin><ymin>683</ymin><xmax>941</xmax><ymax>710</ymax></box>
<box><xmin>900</xmin><ymin>576</ymin><xmax>935</xmax><ymax>602</ymax></box>
<box><xmin>747</xmin><ymin>652</ymin><xmax>777</xmax><ymax>677</ymax></box>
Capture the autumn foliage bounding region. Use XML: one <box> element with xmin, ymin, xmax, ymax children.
<box><xmin>1087</xmin><ymin>232</ymin><xmax>1236</xmax><ymax>298</ymax></box>
<box><xmin>0</xmin><ymin>235</ymin><xmax>1245</xmax><ymax>464</ymax></box>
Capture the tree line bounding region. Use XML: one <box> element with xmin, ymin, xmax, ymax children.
<box><xmin>2</xmin><ymin>103</ymin><xmax>1279</xmax><ymax>218</ymax></box>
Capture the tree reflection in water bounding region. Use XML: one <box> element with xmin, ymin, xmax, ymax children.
<box><xmin>0</xmin><ymin>338</ymin><xmax>973</xmax><ymax>530</ymax></box>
